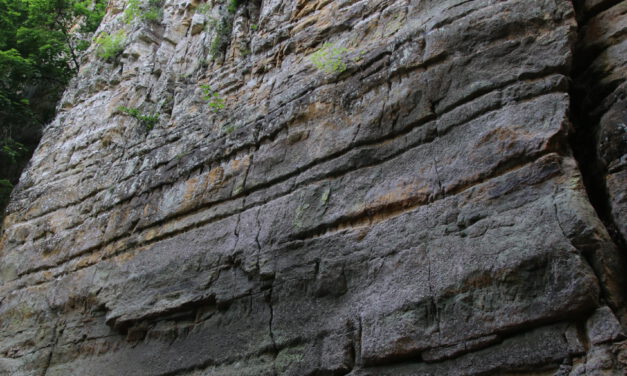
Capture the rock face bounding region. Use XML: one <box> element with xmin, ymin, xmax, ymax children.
<box><xmin>1</xmin><ymin>0</ymin><xmax>626</xmax><ymax>375</ymax></box>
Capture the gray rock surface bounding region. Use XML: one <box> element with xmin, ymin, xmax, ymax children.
<box><xmin>586</xmin><ymin>306</ymin><xmax>624</xmax><ymax>345</ymax></box>
<box><xmin>0</xmin><ymin>0</ymin><xmax>626</xmax><ymax>375</ymax></box>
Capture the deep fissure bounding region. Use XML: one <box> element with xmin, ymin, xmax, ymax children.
<box><xmin>568</xmin><ymin>0</ymin><xmax>627</xmax><ymax>317</ymax></box>
<box><xmin>569</xmin><ymin>1</ymin><xmax>627</xmax><ymax>255</ymax></box>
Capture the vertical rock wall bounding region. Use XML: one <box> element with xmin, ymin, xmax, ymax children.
<box><xmin>0</xmin><ymin>0</ymin><xmax>625</xmax><ymax>375</ymax></box>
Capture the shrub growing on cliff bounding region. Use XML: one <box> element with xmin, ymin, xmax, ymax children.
<box><xmin>205</xmin><ymin>0</ymin><xmax>245</xmax><ymax>60</ymax></box>
<box><xmin>142</xmin><ymin>6</ymin><xmax>163</xmax><ymax>22</ymax></box>
<box><xmin>123</xmin><ymin>0</ymin><xmax>141</xmax><ymax>23</ymax></box>
<box><xmin>118</xmin><ymin>106</ymin><xmax>159</xmax><ymax>131</ymax></box>
<box><xmin>95</xmin><ymin>30</ymin><xmax>127</xmax><ymax>61</ymax></box>
<box><xmin>200</xmin><ymin>84</ymin><xmax>226</xmax><ymax>112</ymax></box>
<box><xmin>209</xmin><ymin>17</ymin><xmax>233</xmax><ymax>59</ymax></box>
<box><xmin>124</xmin><ymin>0</ymin><xmax>164</xmax><ymax>24</ymax></box>
<box><xmin>311</xmin><ymin>43</ymin><xmax>349</xmax><ymax>74</ymax></box>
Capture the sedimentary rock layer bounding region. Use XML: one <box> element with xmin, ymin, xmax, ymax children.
<box><xmin>1</xmin><ymin>0</ymin><xmax>625</xmax><ymax>375</ymax></box>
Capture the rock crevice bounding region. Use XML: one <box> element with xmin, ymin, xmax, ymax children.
<box><xmin>569</xmin><ymin>0</ymin><xmax>627</xmax><ymax>322</ymax></box>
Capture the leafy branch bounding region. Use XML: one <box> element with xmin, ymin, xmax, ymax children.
<box><xmin>118</xmin><ymin>106</ymin><xmax>159</xmax><ymax>131</ymax></box>
<box><xmin>200</xmin><ymin>84</ymin><xmax>226</xmax><ymax>112</ymax></box>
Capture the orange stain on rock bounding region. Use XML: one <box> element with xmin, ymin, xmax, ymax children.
<box><xmin>230</xmin><ymin>155</ymin><xmax>251</xmax><ymax>172</ymax></box>
<box><xmin>183</xmin><ymin>176</ymin><xmax>200</xmax><ymax>201</ymax></box>
<box><xmin>207</xmin><ymin>166</ymin><xmax>225</xmax><ymax>187</ymax></box>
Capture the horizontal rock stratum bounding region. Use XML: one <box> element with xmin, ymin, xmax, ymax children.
<box><xmin>1</xmin><ymin>0</ymin><xmax>626</xmax><ymax>375</ymax></box>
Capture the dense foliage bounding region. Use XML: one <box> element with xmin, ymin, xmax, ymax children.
<box><xmin>0</xmin><ymin>0</ymin><xmax>106</xmax><ymax>214</ymax></box>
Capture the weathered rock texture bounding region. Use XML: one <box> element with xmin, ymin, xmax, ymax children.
<box><xmin>1</xmin><ymin>0</ymin><xmax>626</xmax><ymax>375</ymax></box>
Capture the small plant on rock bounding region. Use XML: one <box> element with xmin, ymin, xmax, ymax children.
<box><xmin>222</xmin><ymin>124</ymin><xmax>238</xmax><ymax>134</ymax></box>
<box><xmin>142</xmin><ymin>6</ymin><xmax>163</xmax><ymax>22</ymax></box>
<box><xmin>209</xmin><ymin>17</ymin><xmax>232</xmax><ymax>59</ymax></box>
<box><xmin>200</xmin><ymin>84</ymin><xmax>226</xmax><ymax>112</ymax></box>
<box><xmin>123</xmin><ymin>0</ymin><xmax>141</xmax><ymax>23</ymax></box>
<box><xmin>117</xmin><ymin>106</ymin><xmax>159</xmax><ymax>131</ymax></box>
<box><xmin>310</xmin><ymin>43</ymin><xmax>349</xmax><ymax>74</ymax></box>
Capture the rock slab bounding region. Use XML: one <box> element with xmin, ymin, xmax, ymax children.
<box><xmin>0</xmin><ymin>0</ymin><xmax>626</xmax><ymax>375</ymax></box>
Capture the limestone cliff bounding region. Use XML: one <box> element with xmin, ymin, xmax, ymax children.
<box><xmin>1</xmin><ymin>0</ymin><xmax>626</xmax><ymax>375</ymax></box>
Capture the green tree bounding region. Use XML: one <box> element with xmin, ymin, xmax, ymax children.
<box><xmin>0</xmin><ymin>0</ymin><xmax>107</xmax><ymax>218</ymax></box>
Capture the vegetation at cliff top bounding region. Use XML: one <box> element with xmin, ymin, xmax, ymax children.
<box><xmin>0</xmin><ymin>0</ymin><xmax>107</xmax><ymax>216</ymax></box>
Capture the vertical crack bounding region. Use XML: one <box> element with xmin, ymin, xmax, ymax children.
<box><xmin>254</xmin><ymin>206</ymin><xmax>263</xmax><ymax>274</ymax></box>
<box><xmin>41</xmin><ymin>320</ymin><xmax>65</xmax><ymax>376</ymax></box>
<box><xmin>351</xmin><ymin>314</ymin><xmax>363</xmax><ymax>369</ymax></box>
<box><xmin>569</xmin><ymin>85</ymin><xmax>627</xmax><ymax>250</ymax></box>
<box><xmin>425</xmin><ymin>246</ymin><xmax>441</xmax><ymax>341</ymax></box>
<box><xmin>567</xmin><ymin>0</ymin><xmax>627</xmax><ymax>320</ymax></box>
<box><xmin>350</xmin><ymin>122</ymin><xmax>361</xmax><ymax>146</ymax></box>
<box><xmin>266</xmin><ymin>282</ymin><xmax>278</xmax><ymax>376</ymax></box>
<box><xmin>230</xmin><ymin>211</ymin><xmax>242</xmax><ymax>255</ymax></box>
<box><xmin>430</xmin><ymin>152</ymin><xmax>443</xmax><ymax>198</ymax></box>
<box><xmin>568</xmin><ymin>0</ymin><xmax>627</xmax><ymax>250</ymax></box>
<box><xmin>241</xmin><ymin>152</ymin><xmax>253</xmax><ymax>192</ymax></box>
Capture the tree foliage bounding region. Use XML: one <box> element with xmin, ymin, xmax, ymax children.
<box><xmin>0</xmin><ymin>0</ymin><xmax>106</xmax><ymax>215</ymax></box>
